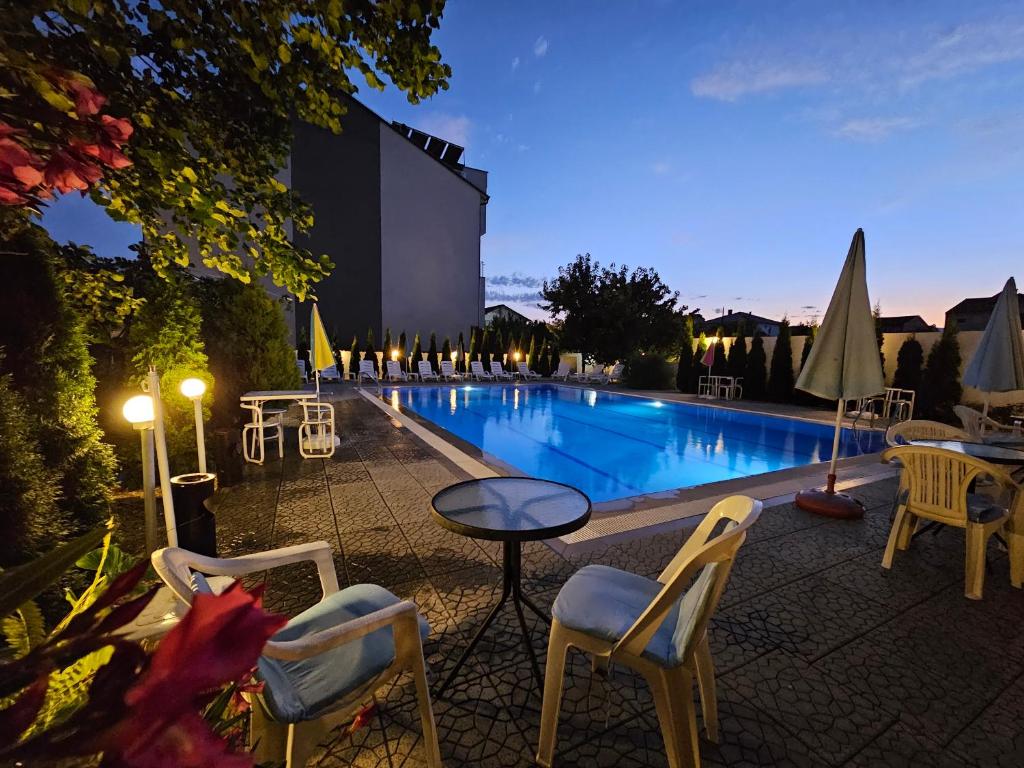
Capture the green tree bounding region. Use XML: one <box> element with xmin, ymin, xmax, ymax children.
<box><xmin>768</xmin><ymin>320</ymin><xmax>794</xmax><ymax>402</ymax></box>
<box><xmin>799</xmin><ymin>325</ymin><xmax>817</xmax><ymax>371</ymax></box>
<box><xmin>427</xmin><ymin>332</ymin><xmax>439</xmax><ymax>373</ymax></box>
<box><xmin>382</xmin><ymin>327</ymin><xmax>393</xmax><ymax>364</ymax></box>
<box><xmin>920</xmin><ymin>325</ymin><xmax>963</xmax><ymax>423</ymax></box>
<box><xmin>410</xmin><ymin>332</ymin><xmax>422</xmax><ymax>373</ymax></box>
<box><xmin>548</xmin><ymin>344</ymin><xmax>560</xmax><ymax>376</ymax></box>
<box><xmin>363</xmin><ymin>327</ymin><xmax>377</xmax><ymax>375</ymax></box>
<box><xmin>536</xmin><ymin>340</ymin><xmax>549</xmax><ymax>376</ymax></box>
<box><xmin>711</xmin><ymin>327</ymin><xmax>728</xmax><ymax>376</ymax></box>
<box><xmin>480</xmin><ymin>329</ymin><xmax>492</xmax><ymax>369</ymax></box>
<box><xmin>348</xmin><ymin>334</ymin><xmax>360</xmax><ymax>378</ymax></box>
<box><xmin>398</xmin><ymin>331</ymin><xmax>408</xmax><ymax>372</ymax></box>
<box><xmin>492</xmin><ymin>329</ymin><xmax>504</xmax><ymax>367</ymax></box>
<box><xmin>2</xmin><ymin>0</ymin><xmax>452</xmax><ymax>298</ymax></box>
<box><xmin>541</xmin><ymin>253</ymin><xmax>684</xmax><ymax>364</ymax></box>
<box><xmin>874</xmin><ymin>301</ymin><xmax>886</xmax><ymax>372</ymax></box>
<box><xmin>457</xmin><ymin>331</ymin><xmax>466</xmax><ymax>372</ymax></box>
<box><xmin>676</xmin><ymin>315</ymin><xmax>695</xmax><ymax>392</ymax></box>
<box><xmin>441</xmin><ymin>336</ymin><xmax>452</xmax><ymax>368</ymax></box>
<box><xmin>691</xmin><ymin>332</ymin><xmax>709</xmax><ymax>391</ymax></box>
<box><xmin>467</xmin><ymin>328</ymin><xmax>479</xmax><ymax>367</ymax></box>
<box><xmin>728</xmin><ymin>322</ymin><xmax>748</xmax><ymax>381</ymax></box>
<box><xmin>527</xmin><ymin>335</ymin><xmax>537</xmax><ymax>371</ymax></box>
<box><xmin>892</xmin><ymin>337</ymin><xmax>925</xmax><ymax>395</ymax></box>
<box><xmin>745</xmin><ymin>333</ymin><xmax>768</xmax><ymax>400</ymax></box>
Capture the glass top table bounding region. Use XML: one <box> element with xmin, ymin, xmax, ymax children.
<box><xmin>430</xmin><ymin>477</ymin><xmax>592</xmax><ymax>696</ymax></box>
<box><xmin>911</xmin><ymin>440</ymin><xmax>1024</xmax><ymax>465</ymax></box>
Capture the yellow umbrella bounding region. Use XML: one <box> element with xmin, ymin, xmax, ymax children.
<box><xmin>310</xmin><ymin>303</ymin><xmax>335</xmax><ymax>394</ymax></box>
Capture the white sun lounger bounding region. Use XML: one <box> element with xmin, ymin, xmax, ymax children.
<box><xmin>517</xmin><ymin>362</ymin><xmax>542</xmax><ymax>380</ymax></box>
<box><xmin>440</xmin><ymin>360</ymin><xmax>463</xmax><ymax>381</ymax></box>
<box><xmin>418</xmin><ymin>360</ymin><xmax>440</xmax><ymax>382</ymax></box>
<box><xmin>490</xmin><ymin>361</ymin><xmax>514</xmax><ymax>380</ymax></box>
<box><xmin>470</xmin><ymin>361</ymin><xmax>495</xmax><ymax>381</ymax></box>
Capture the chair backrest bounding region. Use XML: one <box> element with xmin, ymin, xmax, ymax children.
<box><xmin>608</xmin><ymin>363</ymin><xmax>624</xmax><ymax>379</ymax></box>
<box><xmin>441</xmin><ymin>360</ymin><xmax>456</xmax><ymax>375</ymax></box>
<box><xmin>152</xmin><ymin>546</ymin><xmax>217</xmax><ymax>605</ymax></box>
<box><xmin>418</xmin><ymin>360</ymin><xmax>434</xmax><ymax>377</ymax></box>
<box><xmin>301</xmin><ymin>399</ymin><xmax>333</xmax><ymax>422</ymax></box>
<box><xmin>953</xmin><ymin>405</ymin><xmax>1009</xmax><ymax>438</ymax></box>
<box><xmin>517</xmin><ymin>362</ymin><xmax>530</xmax><ymax>375</ymax></box>
<box><xmin>881</xmin><ymin>445</ymin><xmax>1015</xmax><ymax>525</ymax></box>
<box><xmin>359</xmin><ymin>359</ymin><xmax>376</xmax><ymax>377</ymax></box>
<box><xmin>470</xmin><ymin>360</ymin><xmax>485</xmax><ymax>375</ymax></box>
<box><xmin>885</xmin><ymin>419</ymin><xmax>970</xmax><ymax>447</ymax></box>
<box><xmin>554</xmin><ymin>361</ymin><xmax>569</xmax><ymax>377</ymax></box>
<box><xmin>614</xmin><ymin>495</ymin><xmax>762</xmax><ymax>667</ymax></box>
<box><xmin>386</xmin><ymin>360</ymin><xmax>402</xmax><ymax>378</ymax></box>
<box><xmin>490</xmin><ymin>361</ymin><xmax>505</xmax><ymax>374</ymax></box>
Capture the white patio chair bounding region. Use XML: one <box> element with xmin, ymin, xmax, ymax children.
<box><xmin>606</xmin><ymin>363</ymin><xmax>625</xmax><ymax>384</ymax></box>
<box><xmin>954</xmin><ymin>405</ymin><xmax>1018</xmax><ymax>440</ymax></box>
<box><xmin>319</xmin><ymin>363</ymin><xmax>341</xmax><ymax>382</ymax></box>
<box><xmin>697</xmin><ymin>374</ymin><xmax>713</xmax><ymax>398</ymax></box>
<box><xmin>537</xmin><ymin>496</ymin><xmax>763</xmax><ymax>768</ymax></box>
<box><xmin>298</xmin><ymin>399</ymin><xmax>337</xmax><ymax>458</ymax></box>
<box><xmin>386</xmin><ymin>360</ymin><xmax>409</xmax><ymax>382</ymax></box>
<box><xmin>418</xmin><ymin>360</ymin><xmax>440</xmax><ymax>382</ymax></box>
<box><xmin>242</xmin><ymin>401</ymin><xmax>284</xmax><ymax>465</ymax></box>
<box><xmin>517</xmin><ymin>362</ymin><xmax>541</xmax><ymax>380</ymax></box>
<box><xmin>490</xmin><ymin>361</ymin><xmax>514</xmax><ymax>380</ymax></box>
<box><xmin>357</xmin><ymin>359</ymin><xmax>378</xmax><ymax>386</ymax></box>
<box><xmin>470</xmin><ymin>361</ymin><xmax>495</xmax><ymax>381</ymax></box>
<box><xmin>884</xmin><ymin>419</ymin><xmax>971</xmax><ymax>448</ymax></box>
<box><xmin>550</xmin><ymin>361</ymin><xmax>571</xmax><ymax>381</ymax></box>
<box><xmin>151</xmin><ymin>542</ymin><xmax>442</xmax><ymax>768</ymax></box>
<box><xmin>440</xmin><ymin>360</ymin><xmax>463</xmax><ymax>381</ymax></box>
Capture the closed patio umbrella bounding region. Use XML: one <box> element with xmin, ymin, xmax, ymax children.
<box><xmin>310</xmin><ymin>303</ymin><xmax>335</xmax><ymax>396</ymax></box>
<box><xmin>794</xmin><ymin>229</ymin><xmax>884</xmax><ymax>519</ymax></box>
<box><xmin>962</xmin><ymin>277</ymin><xmax>1024</xmax><ymax>429</ymax></box>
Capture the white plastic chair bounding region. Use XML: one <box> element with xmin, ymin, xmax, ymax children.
<box><xmin>470</xmin><ymin>361</ymin><xmax>494</xmax><ymax>381</ymax></box>
<box><xmin>537</xmin><ymin>496</ymin><xmax>763</xmax><ymax>768</ymax></box>
<box><xmin>490</xmin><ymin>361</ymin><xmax>514</xmax><ymax>380</ymax></box>
<box><xmin>242</xmin><ymin>401</ymin><xmax>284</xmax><ymax>464</ymax></box>
<box><xmin>550</xmin><ymin>361</ymin><xmax>571</xmax><ymax>381</ymax></box>
<box><xmin>954</xmin><ymin>405</ymin><xmax>1018</xmax><ymax>440</ymax></box>
<box><xmin>357</xmin><ymin>359</ymin><xmax>378</xmax><ymax>386</ymax></box>
<box><xmin>418</xmin><ymin>360</ymin><xmax>440</xmax><ymax>381</ymax></box>
<box><xmin>298</xmin><ymin>400</ymin><xmax>336</xmax><ymax>459</ymax></box>
<box><xmin>440</xmin><ymin>360</ymin><xmax>463</xmax><ymax>381</ymax></box>
<box><xmin>517</xmin><ymin>362</ymin><xmax>541</xmax><ymax>380</ymax></box>
<box><xmin>151</xmin><ymin>542</ymin><xmax>442</xmax><ymax>768</ymax></box>
<box><xmin>386</xmin><ymin>360</ymin><xmax>409</xmax><ymax>382</ymax></box>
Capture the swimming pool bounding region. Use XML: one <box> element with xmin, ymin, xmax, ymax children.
<box><xmin>383</xmin><ymin>384</ymin><xmax>883</xmax><ymax>503</ymax></box>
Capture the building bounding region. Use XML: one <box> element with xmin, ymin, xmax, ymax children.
<box><xmin>877</xmin><ymin>315</ymin><xmax>936</xmax><ymax>334</ymax></box>
<box><xmin>292</xmin><ymin>95</ymin><xmax>489</xmax><ymax>346</ymax></box>
<box><xmin>484</xmin><ymin>304</ymin><xmax>531</xmax><ymax>326</ymax></box>
<box><xmin>701</xmin><ymin>310</ymin><xmax>781</xmax><ymax>337</ymax></box>
<box><xmin>946</xmin><ymin>293</ymin><xmax>1024</xmax><ymax>331</ymax></box>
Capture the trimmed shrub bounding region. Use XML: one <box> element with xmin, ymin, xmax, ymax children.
<box><xmin>427</xmin><ymin>332</ymin><xmax>439</xmax><ymax>372</ymax></box>
<box><xmin>480</xmin><ymin>329</ymin><xmax>492</xmax><ymax>369</ymax></box>
<box><xmin>625</xmin><ymin>352</ymin><xmax>674</xmax><ymax>390</ymax></box>
<box><xmin>363</xmin><ymin>328</ymin><xmax>378</xmax><ymax>374</ymax></box>
<box><xmin>892</xmin><ymin>337</ymin><xmax>924</xmax><ymax>394</ymax></box>
<box><xmin>492</xmin><ymin>329</ymin><xmax>504</xmax><ymax>366</ymax></box>
<box><xmin>691</xmin><ymin>332</ymin><xmax>708</xmax><ymax>391</ymax></box>
<box><xmin>745</xmin><ymin>333</ymin><xmax>768</xmax><ymax>400</ymax></box>
<box><xmin>547</xmin><ymin>345</ymin><xmax>560</xmax><ymax>376</ymax></box>
<box><xmin>348</xmin><ymin>335</ymin><xmax>360</xmax><ymax>378</ymax></box>
<box><xmin>711</xmin><ymin>328</ymin><xmax>728</xmax><ymax>376</ymax></box>
<box><xmin>441</xmin><ymin>336</ymin><xmax>452</xmax><ymax>368</ymax></box>
<box><xmin>457</xmin><ymin>331</ymin><xmax>466</xmax><ymax>372</ymax></box>
<box><xmin>527</xmin><ymin>335</ymin><xmax>537</xmax><ymax>371</ymax></box>
<box><xmin>676</xmin><ymin>316</ymin><xmax>694</xmax><ymax>392</ymax></box>
<box><xmin>398</xmin><ymin>331</ymin><xmax>408</xmax><ymax>371</ymax></box>
<box><xmin>768</xmin><ymin>320</ymin><xmax>794</xmax><ymax>402</ymax></box>
<box><xmin>467</xmin><ymin>328</ymin><xmax>479</xmax><ymax>368</ymax></box>
<box><xmin>535</xmin><ymin>340</ymin><xmax>549</xmax><ymax>376</ymax></box>
<box><xmin>382</xmin><ymin>327</ymin><xmax>393</xmax><ymax>363</ymax></box>
<box><xmin>920</xmin><ymin>324</ymin><xmax>962</xmax><ymax>423</ymax></box>
<box><xmin>728</xmin><ymin>322</ymin><xmax>748</xmax><ymax>382</ymax></box>
<box><xmin>795</xmin><ymin>325</ymin><xmax>819</xmax><ymax>404</ymax></box>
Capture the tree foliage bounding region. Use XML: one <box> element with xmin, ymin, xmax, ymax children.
<box><xmin>676</xmin><ymin>315</ymin><xmax>695</xmax><ymax>392</ymax></box>
<box><xmin>920</xmin><ymin>325</ymin><xmax>963</xmax><ymax>423</ymax></box>
<box><xmin>348</xmin><ymin>334</ymin><xmax>360</xmax><ymax>378</ymax></box>
<box><xmin>2</xmin><ymin>0</ymin><xmax>453</xmax><ymax>298</ymax></box>
<box><xmin>768</xmin><ymin>320</ymin><xmax>794</xmax><ymax>402</ymax></box>
<box><xmin>541</xmin><ymin>253</ymin><xmax>684</xmax><ymax>364</ymax></box>
<box><xmin>427</xmin><ymin>332</ymin><xmax>439</xmax><ymax>372</ymax></box>
<box><xmin>892</xmin><ymin>337</ymin><xmax>925</xmax><ymax>395</ymax></box>
<box><xmin>711</xmin><ymin>327</ymin><xmax>728</xmax><ymax>376</ymax></box>
<box><xmin>745</xmin><ymin>333</ymin><xmax>768</xmax><ymax>400</ymax></box>
<box><xmin>728</xmin><ymin>322</ymin><xmax>748</xmax><ymax>382</ymax></box>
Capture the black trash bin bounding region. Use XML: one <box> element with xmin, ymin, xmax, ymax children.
<box><xmin>170</xmin><ymin>472</ymin><xmax>218</xmax><ymax>556</ymax></box>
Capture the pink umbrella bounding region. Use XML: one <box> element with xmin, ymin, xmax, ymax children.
<box><xmin>701</xmin><ymin>343</ymin><xmax>715</xmax><ymax>368</ymax></box>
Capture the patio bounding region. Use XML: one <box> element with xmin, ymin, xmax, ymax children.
<box><xmin>211</xmin><ymin>391</ymin><xmax>1024</xmax><ymax>768</ymax></box>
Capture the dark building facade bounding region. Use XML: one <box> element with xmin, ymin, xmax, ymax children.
<box><xmin>946</xmin><ymin>293</ymin><xmax>1024</xmax><ymax>331</ymax></box>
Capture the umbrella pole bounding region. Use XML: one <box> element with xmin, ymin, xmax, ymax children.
<box><xmin>981</xmin><ymin>394</ymin><xmax>990</xmax><ymax>437</ymax></box>
<box><xmin>794</xmin><ymin>396</ymin><xmax>865</xmax><ymax>520</ymax></box>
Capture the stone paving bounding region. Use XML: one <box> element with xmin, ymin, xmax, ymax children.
<box><xmin>210</xmin><ymin>394</ymin><xmax>1024</xmax><ymax>768</ymax></box>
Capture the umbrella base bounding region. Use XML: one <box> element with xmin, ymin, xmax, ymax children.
<box><xmin>794</xmin><ymin>488</ymin><xmax>865</xmax><ymax>520</ymax></box>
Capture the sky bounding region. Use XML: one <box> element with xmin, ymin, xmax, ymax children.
<box><xmin>42</xmin><ymin>0</ymin><xmax>1024</xmax><ymax>326</ymax></box>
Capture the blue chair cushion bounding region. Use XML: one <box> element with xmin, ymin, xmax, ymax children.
<box><xmin>257</xmin><ymin>584</ymin><xmax>430</xmax><ymax>723</ymax></box>
<box><xmin>553</xmin><ymin>565</ymin><xmax>684</xmax><ymax>666</ymax></box>
<box><xmin>966</xmin><ymin>494</ymin><xmax>1008</xmax><ymax>524</ymax></box>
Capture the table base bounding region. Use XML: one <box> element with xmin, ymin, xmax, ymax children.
<box><xmin>435</xmin><ymin>540</ymin><xmax>550</xmax><ymax>698</ymax></box>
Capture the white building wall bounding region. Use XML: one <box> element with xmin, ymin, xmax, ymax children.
<box><xmin>378</xmin><ymin>125</ymin><xmax>483</xmax><ymax>344</ymax></box>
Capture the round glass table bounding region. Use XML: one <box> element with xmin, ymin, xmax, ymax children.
<box><xmin>911</xmin><ymin>439</ymin><xmax>1024</xmax><ymax>465</ymax></box>
<box><xmin>430</xmin><ymin>477</ymin><xmax>591</xmax><ymax>696</ymax></box>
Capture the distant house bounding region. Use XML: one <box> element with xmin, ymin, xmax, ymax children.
<box><xmin>945</xmin><ymin>293</ymin><xmax>1024</xmax><ymax>331</ymax></box>
<box><xmin>484</xmin><ymin>304</ymin><xmax>530</xmax><ymax>326</ymax></box>
<box><xmin>701</xmin><ymin>310</ymin><xmax>781</xmax><ymax>337</ymax></box>
<box><xmin>878</xmin><ymin>315</ymin><xmax>936</xmax><ymax>334</ymax></box>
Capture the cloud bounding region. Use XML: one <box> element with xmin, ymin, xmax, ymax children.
<box><xmin>415</xmin><ymin>113</ymin><xmax>472</xmax><ymax>146</ymax></box>
<box><xmin>651</xmin><ymin>160</ymin><xmax>672</xmax><ymax>175</ymax></box>
<box><xmin>533</xmin><ymin>81</ymin><xmax>542</xmax><ymax>94</ymax></box>
<box><xmin>833</xmin><ymin>116</ymin><xmax>920</xmax><ymax>141</ymax></box>
<box><xmin>691</xmin><ymin>61</ymin><xmax>828</xmax><ymax>101</ymax></box>
<box><xmin>486</xmin><ymin>289</ymin><xmax>544</xmax><ymax>304</ymax></box>
<box><xmin>899</xmin><ymin>21</ymin><xmax>1024</xmax><ymax>87</ymax></box>
<box><xmin>511</xmin><ymin>56</ymin><xmax>520</xmax><ymax>71</ymax></box>
<box><xmin>533</xmin><ymin>36</ymin><xmax>549</xmax><ymax>57</ymax></box>
<box><xmin>488</xmin><ymin>273</ymin><xmax>542</xmax><ymax>289</ymax></box>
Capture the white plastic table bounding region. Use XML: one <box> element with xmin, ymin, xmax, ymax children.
<box><xmin>240</xmin><ymin>389</ymin><xmax>318</xmax><ymax>408</ymax></box>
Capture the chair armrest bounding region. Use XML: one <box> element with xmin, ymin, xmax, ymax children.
<box><xmin>263</xmin><ymin>600</ymin><xmax>421</xmax><ymax>661</ymax></box>
<box><xmin>181</xmin><ymin>541</ymin><xmax>340</xmax><ymax>597</ymax></box>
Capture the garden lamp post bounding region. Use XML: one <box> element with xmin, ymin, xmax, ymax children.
<box><xmin>123</xmin><ymin>394</ymin><xmax>158</xmax><ymax>555</ymax></box>
<box><xmin>180</xmin><ymin>377</ymin><xmax>207</xmax><ymax>473</ymax></box>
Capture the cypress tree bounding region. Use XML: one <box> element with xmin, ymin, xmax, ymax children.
<box><xmin>676</xmin><ymin>315</ymin><xmax>694</xmax><ymax>392</ymax></box>
<box><xmin>527</xmin><ymin>335</ymin><xmax>537</xmax><ymax>371</ymax></box>
<box><xmin>480</xmin><ymin>329</ymin><xmax>492</xmax><ymax>369</ymax></box>
<box><xmin>768</xmin><ymin>319</ymin><xmax>794</xmax><ymax>402</ymax></box>
<box><xmin>536</xmin><ymin>340</ymin><xmax>549</xmax><ymax>376</ymax></box>
<box><xmin>467</xmin><ymin>328</ymin><xmax>479</xmax><ymax>370</ymax></box>
<box><xmin>382</xmin><ymin>327</ymin><xmax>392</xmax><ymax>364</ymax></box>
<box><xmin>457</xmin><ymin>331</ymin><xmax>466</xmax><ymax>372</ymax></box>
<box><xmin>364</xmin><ymin>327</ymin><xmax>378</xmax><ymax>374</ymax></box>
<box><xmin>691</xmin><ymin>332</ymin><xmax>708</xmax><ymax>391</ymax></box>
<box><xmin>874</xmin><ymin>301</ymin><xmax>886</xmax><ymax>372</ymax></box>
<box><xmin>711</xmin><ymin>327</ymin><xmax>728</xmax><ymax>376</ymax></box>
<box><xmin>548</xmin><ymin>344</ymin><xmax>560</xmax><ymax>376</ymax></box>
<box><xmin>920</xmin><ymin>324</ymin><xmax>962</xmax><ymax>423</ymax></box>
<box><xmin>728</xmin><ymin>321</ymin><xmax>748</xmax><ymax>381</ymax></box>
<box><xmin>411</xmin><ymin>333</ymin><xmax>423</xmax><ymax>373</ymax></box>
<box><xmin>348</xmin><ymin>334</ymin><xmax>360</xmax><ymax>378</ymax></box>
<box><xmin>799</xmin><ymin>325</ymin><xmax>817</xmax><ymax>371</ymax></box>
<box><xmin>892</xmin><ymin>337</ymin><xmax>925</xmax><ymax>394</ymax></box>
<box><xmin>441</xmin><ymin>336</ymin><xmax>452</xmax><ymax>369</ymax></box>
<box><xmin>398</xmin><ymin>331</ymin><xmax>408</xmax><ymax>371</ymax></box>
<box><xmin>427</xmin><ymin>332</ymin><xmax>439</xmax><ymax>372</ymax></box>
<box><xmin>493</xmin><ymin>329</ymin><xmax>504</xmax><ymax>366</ymax></box>
<box><xmin>745</xmin><ymin>332</ymin><xmax>768</xmax><ymax>400</ymax></box>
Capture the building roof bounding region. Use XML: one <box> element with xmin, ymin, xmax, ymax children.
<box><xmin>878</xmin><ymin>315</ymin><xmax>935</xmax><ymax>333</ymax></box>
<box><xmin>484</xmin><ymin>303</ymin><xmax>530</xmax><ymax>320</ymax></box>
<box><xmin>947</xmin><ymin>293</ymin><xmax>1024</xmax><ymax>316</ymax></box>
<box><xmin>703</xmin><ymin>311</ymin><xmax>781</xmax><ymax>327</ymax></box>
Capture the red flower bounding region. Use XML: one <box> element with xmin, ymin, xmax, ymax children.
<box><xmin>44</xmin><ymin>150</ymin><xmax>103</xmax><ymax>193</ymax></box>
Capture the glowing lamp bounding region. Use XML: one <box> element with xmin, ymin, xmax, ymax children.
<box><xmin>391</xmin><ymin>349</ymin><xmax>400</xmax><ymax>361</ymax></box>
<box><xmin>123</xmin><ymin>395</ymin><xmax>154</xmax><ymax>425</ymax></box>
<box><xmin>180</xmin><ymin>377</ymin><xmax>206</xmax><ymax>399</ymax></box>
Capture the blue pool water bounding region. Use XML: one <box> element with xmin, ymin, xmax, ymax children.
<box><xmin>383</xmin><ymin>384</ymin><xmax>883</xmax><ymax>503</ymax></box>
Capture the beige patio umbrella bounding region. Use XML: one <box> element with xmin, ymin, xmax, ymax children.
<box><xmin>962</xmin><ymin>277</ymin><xmax>1024</xmax><ymax>429</ymax></box>
<box><xmin>794</xmin><ymin>228</ymin><xmax>884</xmax><ymax>519</ymax></box>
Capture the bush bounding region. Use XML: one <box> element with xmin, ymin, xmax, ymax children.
<box><xmin>480</xmin><ymin>329</ymin><xmax>491</xmax><ymax>369</ymax></box>
<box><xmin>441</xmin><ymin>336</ymin><xmax>452</xmax><ymax>367</ymax></box>
<box><xmin>892</xmin><ymin>337</ymin><xmax>924</xmax><ymax>394</ymax></box>
<box><xmin>711</xmin><ymin>327</ymin><xmax>728</xmax><ymax>376</ymax></box>
<box><xmin>745</xmin><ymin>333</ymin><xmax>768</xmax><ymax>399</ymax></box>
<box><xmin>625</xmin><ymin>353</ymin><xmax>674</xmax><ymax>390</ymax></box>
<box><xmin>728</xmin><ymin>322</ymin><xmax>747</xmax><ymax>382</ymax></box>
<box><xmin>382</xmin><ymin>327</ymin><xmax>393</xmax><ymax>363</ymax></box>
<box><xmin>363</xmin><ymin>328</ymin><xmax>378</xmax><ymax>374</ymax></box>
<box><xmin>920</xmin><ymin>324</ymin><xmax>962</xmax><ymax>423</ymax></box>
<box><xmin>457</xmin><ymin>331</ymin><xmax>466</xmax><ymax>372</ymax></box>
<box><xmin>467</xmin><ymin>328</ymin><xmax>479</xmax><ymax>369</ymax></box>
<box><xmin>676</xmin><ymin>316</ymin><xmax>694</xmax><ymax>392</ymax></box>
<box><xmin>0</xmin><ymin>220</ymin><xmax>116</xmax><ymax>537</ymax></box>
<box><xmin>348</xmin><ymin>335</ymin><xmax>360</xmax><ymax>378</ymax></box>
<box><xmin>691</xmin><ymin>333</ymin><xmax>708</xmax><ymax>391</ymax></box>
<box><xmin>548</xmin><ymin>344</ymin><xmax>560</xmax><ymax>375</ymax></box>
<box><xmin>768</xmin><ymin>320</ymin><xmax>794</xmax><ymax>401</ymax></box>
<box><xmin>398</xmin><ymin>331</ymin><xmax>408</xmax><ymax>371</ymax></box>
<box><xmin>196</xmin><ymin>279</ymin><xmax>299</xmax><ymax>429</ymax></box>
<box><xmin>427</xmin><ymin>332</ymin><xmax>439</xmax><ymax>372</ymax></box>
<box><xmin>410</xmin><ymin>332</ymin><xmax>422</xmax><ymax>371</ymax></box>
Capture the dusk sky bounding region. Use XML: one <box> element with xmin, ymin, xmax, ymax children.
<box><xmin>43</xmin><ymin>0</ymin><xmax>1024</xmax><ymax>326</ymax></box>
